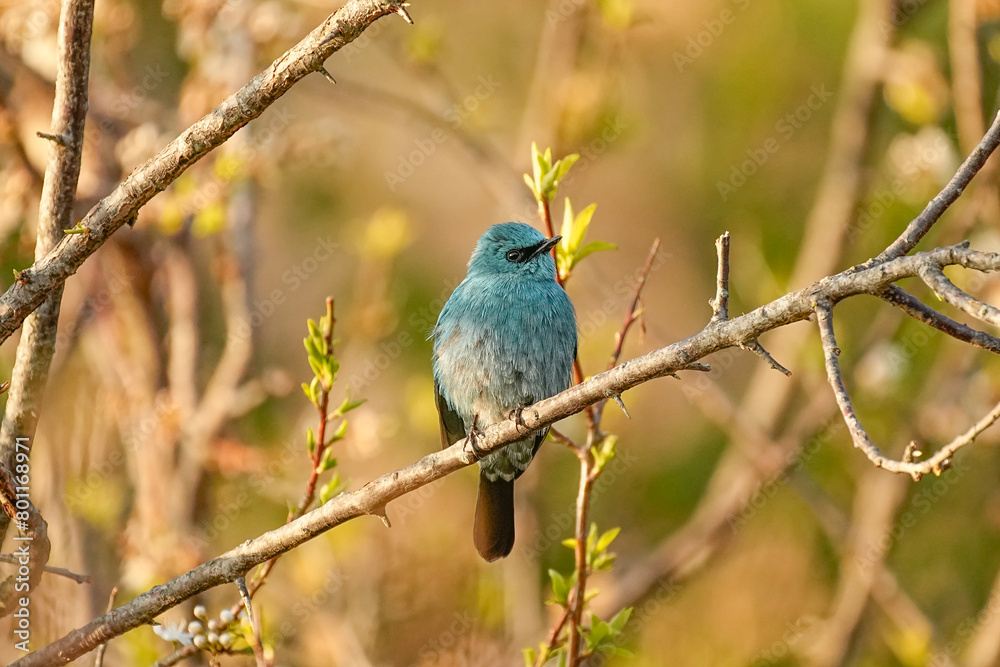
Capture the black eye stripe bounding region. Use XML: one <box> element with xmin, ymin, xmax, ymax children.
<box><xmin>505</xmin><ymin>238</ymin><xmax>551</xmax><ymax>263</ymax></box>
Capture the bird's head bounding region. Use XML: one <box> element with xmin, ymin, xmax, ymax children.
<box><xmin>466</xmin><ymin>222</ymin><xmax>560</xmax><ymax>281</ymax></box>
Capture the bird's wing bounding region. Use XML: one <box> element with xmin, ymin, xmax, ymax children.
<box><xmin>434</xmin><ymin>379</ymin><xmax>466</xmax><ymax>449</ymax></box>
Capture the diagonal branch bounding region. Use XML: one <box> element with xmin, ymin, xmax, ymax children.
<box><xmin>15</xmin><ymin>242</ymin><xmax>1000</xmax><ymax>666</ymax></box>
<box><xmin>918</xmin><ymin>263</ymin><xmax>1000</xmax><ymax>327</ymax></box>
<box><xmin>872</xmin><ymin>111</ymin><xmax>1000</xmax><ymax>264</ymax></box>
<box><xmin>877</xmin><ymin>285</ymin><xmax>1000</xmax><ymax>354</ymax></box>
<box><xmin>0</xmin><ymin>0</ymin><xmax>413</xmax><ymax>347</ymax></box>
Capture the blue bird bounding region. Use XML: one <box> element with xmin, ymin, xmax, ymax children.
<box><xmin>433</xmin><ymin>222</ymin><xmax>577</xmax><ymax>561</ymax></box>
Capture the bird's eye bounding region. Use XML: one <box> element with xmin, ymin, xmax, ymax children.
<box><xmin>505</xmin><ymin>249</ymin><xmax>523</xmax><ymax>262</ymax></box>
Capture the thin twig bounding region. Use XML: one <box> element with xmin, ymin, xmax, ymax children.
<box><xmin>566</xmin><ymin>447</ymin><xmax>594</xmax><ymax>667</ymax></box>
<box><xmin>593</xmin><ymin>238</ymin><xmax>661</xmax><ymax>424</ymax></box>
<box><xmin>609</xmin><ymin>238</ymin><xmax>660</xmax><ymax>370</ymax></box>
<box><xmin>0</xmin><ymin>555</ymin><xmax>90</xmax><ymax>583</ymax></box>
<box><xmin>816</xmin><ymin>298</ymin><xmax>1000</xmax><ymax>477</ymax></box>
<box><xmin>873</xmin><ymin>111</ymin><xmax>1000</xmax><ymax>263</ymax></box>
<box><xmin>918</xmin><ymin>263</ymin><xmax>1000</xmax><ymax>327</ymax></box>
<box><xmin>877</xmin><ymin>285</ymin><xmax>1000</xmax><ymax>354</ymax></box>
<box><xmin>710</xmin><ymin>232</ymin><xmax>730</xmax><ymax>322</ymax></box>
<box><xmin>93</xmin><ymin>587</ymin><xmax>117</xmax><ymax>667</ymax></box>
<box><xmin>741</xmin><ymin>339</ymin><xmax>792</xmax><ymax>376</ymax></box>
<box><xmin>0</xmin><ymin>0</ymin><xmax>94</xmax><ymax>599</ymax></box>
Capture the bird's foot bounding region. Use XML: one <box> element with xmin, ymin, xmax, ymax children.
<box><xmin>507</xmin><ymin>402</ymin><xmax>533</xmax><ymax>432</ymax></box>
<box><xmin>466</xmin><ymin>415</ymin><xmax>487</xmax><ymax>460</ymax></box>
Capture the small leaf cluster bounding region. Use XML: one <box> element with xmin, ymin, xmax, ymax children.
<box><xmin>525</xmin><ymin>523</ymin><xmax>634</xmax><ymax>665</ymax></box>
<box><xmin>557</xmin><ymin>199</ymin><xmax>617</xmax><ymax>283</ymax></box>
<box><xmin>523</xmin><ymin>142</ymin><xmax>579</xmax><ymax>204</ymax></box>
<box><xmin>522</xmin><ymin>143</ymin><xmax>616</xmax><ymax>283</ymax></box>
<box><xmin>301</xmin><ymin>302</ymin><xmax>364</xmax><ymax>506</ymax></box>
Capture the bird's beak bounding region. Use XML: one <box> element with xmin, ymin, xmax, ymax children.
<box><xmin>529</xmin><ymin>235</ymin><xmax>561</xmax><ymax>261</ymax></box>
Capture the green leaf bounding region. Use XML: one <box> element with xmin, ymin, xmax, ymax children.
<box><xmin>548</xmin><ymin>569</ymin><xmax>570</xmax><ymax>605</ymax></box>
<box><xmin>327</xmin><ymin>419</ymin><xmax>349</xmax><ymax>444</ymax></box>
<box><xmin>307</xmin><ymin>319</ymin><xmax>321</xmax><ymax>340</ymax></box>
<box><xmin>608</xmin><ymin>607</ymin><xmax>632</xmax><ymax>633</ymax></box>
<box><xmin>553</xmin><ymin>154</ymin><xmax>579</xmax><ymax>184</ymax></box>
<box><xmin>336</xmin><ymin>394</ymin><xmax>366</xmax><ymax>415</ymax></box>
<box><xmin>306</xmin><ymin>427</ymin><xmax>317</xmax><ymax>457</ymax></box>
<box><xmin>319</xmin><ymin>473</ymin><xmax>343</xmax><ymax>504</ymax></box>
<box><xmin>523</xmin><ymin>173</ymin><xmax>540</xmax><ymax>201</ymax></box>
<box><xmin>562</xmin><ymin>537</ymin><xmax>577</xmax><ymax>550</ymax></box>
<box><xmin>569</xmin><ymin>203</ymin><xmax>596</xmax><ymax>250</ymax></box>
<box><xmin>318</xmin><ymin>447</ymin><xmax>337</xmax><ymax>473</ymax></box>
<box><xmin>596</xmin><ymin>527</ymin><xmax>621</xmax><ymax>553</ymax></box>
<box><xmin>593</xmin><ymin>552</ymin><xmax>617</xmax><ymax>571</ymax></box>
<box><xmin>522</xmin><ymin>647</ymin><xmax>535</xmax><ymax>667</ymax></box>
<box><xmin>308</xmin><ymin>356</ymin><xmax>324</xmax><ymax>382</ymax></box>
<box><xmin>574</xmin><ymin>240</ymin><xmax>617</xmax><ymax>265</ymax></box>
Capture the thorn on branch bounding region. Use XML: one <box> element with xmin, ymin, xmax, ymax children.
<box><xmin>372</xmin><ymin>506</ymin><xmax>391</xmax><ymax>528</ymax></box>
<box><xmin>741</xmin><ymin>339</ymin><xmax>791</xmax><ymax>376</ymax></box>
<box><xmin>393</xmin><ymin>3</ymin><xmax>414</xmax><ymax>24</ymax></box>
<box><xmin>319</xmin><ymin>67</ymin><xmax>337</xmax><ymax>84</ymax></box>
<box><xmin>36</xmin><ymin>131</ymin><xmax>69</xmax><ymax>146</ymax></box>
<box><xmin>683</xmin><ymin>362</ymin><xmax>711</xmax><ymax>372</ymax></box>
<box><xmin>0</xmin><ymin>381</ymin><xmax>8</xmax><ymax>395</ymax></box>
<box><xmin>709</xmin><ymin>231</ymin><xmax>731</xmax><ymax>323</ymax></box>
<box><xmin>610</xmin><ymin>393</ymin><xmax>631</xmax><ymax>419</ymax></box>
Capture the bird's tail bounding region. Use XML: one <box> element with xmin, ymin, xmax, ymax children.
<box><xmin>474</xmin><ymin>474</ymin><xmax>515</xmax><ymax>562</ymax></box>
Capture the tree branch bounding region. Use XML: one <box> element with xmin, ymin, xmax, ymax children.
<box><xmin>877</xmin><ymin>285</ymin><xmax>1000</xmax><ymax>354</ymax></box>
<box><xmin>0</xmin><ymin>0</ymin><xmax>413</xmax><ymax>346</ymax></box>
<box><xmin>816</xmin><ymin>295</ymin><xmax>1000</xmax><ymax>478</ymax></box>
<box><xmin>872</xmin><ymin>111</ymin><xmax>1000</xmax><ymax>263</ymax></box>
<box><xmin>0</xmin><ymin>0</ymin><xmax>94</xmax><ymax>606</ymax></box>
<box><xmin>15</xmin><ymin>239</ymin><xmax>1000</xmax><ymax>665</ymax></box>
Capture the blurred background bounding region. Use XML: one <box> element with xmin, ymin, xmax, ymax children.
<box><xmin>3</xmin><ymin>0</ymin><xmax>1000</xmax><ymax>664</ymax></box>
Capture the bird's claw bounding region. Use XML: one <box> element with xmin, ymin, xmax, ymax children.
<box><xmin>466</xmin><ymin>415</ymin><xmax>487</xmax><ymax>460</ymax></box>
<box><xmin>507</xmin><ymin>404</ymin><xmax>530</xmax><ymax>431</ymax></box>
